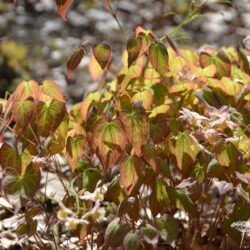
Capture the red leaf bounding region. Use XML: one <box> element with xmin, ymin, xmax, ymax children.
<box><xmin>67</xmin><ymin>46</ymin><xmax>86</xmax><ymax>79</ymax></box>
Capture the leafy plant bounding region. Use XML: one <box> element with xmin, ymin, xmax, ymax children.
<box><xmin>1</xmin><ymin>0</ymin><xmax>250</xmax><ymax>249</ymax></box>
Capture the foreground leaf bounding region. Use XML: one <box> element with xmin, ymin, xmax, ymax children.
<box><xmin>120</xmin><ymin>154</ymin><xmax>142</xmax><ymax>195</ymax></box>
<box><xmin>148</xmin><ymin>42</ymin><xmax>169</xmax><ymax>75</ymax></box>
<box><xmin>141</xmin><ymin>224</ymin><xmax>159</xmax><ymax>247</ymax></box>
<box><xmin>123</xmin><ymin>232</ymin><xmax>140</xmax><ymax>250</ymax></box>
<box><xmin>0</xmin><ymin>143</ymin><xmax>20</xmax><ymax>171</ymax></box>
<box><xmin>12</xmin><ymin>97</ymin><xmax>35</xmax><ymax>134</ymax></box>
<box><xmin>93</xmin><ymin>42</ymin><xmax>112</xmax><ymax>69</ymax></box>
<box><xmin>66</xmin><ymin>135</ymin><xmax>85</xmax><ymax>171</ymax></box>
<box><xmin>104</xmin><ymin>218</ymin><xmax>130</xmax><ymax>248</ymax></box>
<box><xmin>92</xmin><ymin>116</ymin><xmax>126</xmax><ymax>170</ymax></box>
<box><xmin>175</xmin><ymin>131</ymin><xmax>200</xmax><ymax>171</ymax></box>
<box><xmin>36</xmin><ymin>99</ymin><xmax>66</xmax><ymax>137</ymax></box>
<box><xmin>119</xmin><ymin>110</ymin><xmax>149</xmax><ymax>156</ymax></box>
<box><xmin>40</xmin><ymin>80</ymin><xmax>66</xmax><ymax>103</ymax></box>
<box><xmin>2</xmin><ymin>163</ymin><xmax>40</xmax><ymax>200</ymax></box>
<box><xmin>155</xmin><ymin>215</ymin><xmax>178</xmax><ymax>243</ymax></box>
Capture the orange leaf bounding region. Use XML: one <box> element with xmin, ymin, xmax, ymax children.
<box><xmin>120</xmin><ymin>154</ymin><xmax>142</xmax><ymax>195</ymax></box>
<box><xmin>92</xmin><ymin>116</ymin><xmax>126</xmax><ymax>170</ymax></box>
<box><xmin>56</xmin><ymin>0</ymin><xmax>73</xmax><ymax>21</ymax></box>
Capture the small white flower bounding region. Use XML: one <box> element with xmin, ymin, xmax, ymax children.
<box><xmin>179</xmin><ymin>108</ymin><xmax>208</xmax><ymax>128</ymax></box>
<box><xmin>82</xmin><ymin>204</ymin><xmax>107</xmax><ymax>223</ymax></box>
<box><xmin>80</xmin><ymin>182</ymin><xmax>108</xmax><ymax>202</ymax></box>
<box><xmin>231</xmin><ymin>219</ymin><xmax>250</xmax><ymax>247</ymax></box>
<box><xmin>65</xmin><ymin>217</ymin><xmax>89</xmax><ymax>230</ymax></box>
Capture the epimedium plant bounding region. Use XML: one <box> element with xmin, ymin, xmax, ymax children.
<box><xmin>1</xmin><ymin>0</ymin><xmax>250</xmax><ymax>249</ymax></box>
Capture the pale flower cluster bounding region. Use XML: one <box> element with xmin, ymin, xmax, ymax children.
<box><xmin>179</xmin><ymin>106</ymin><xmax>238</xmax><ymax>144</ymax></box>
<box><xmin>57</xmin><ymin>181</ymin><xmax>108</xmax><ymax>230</ymax></box>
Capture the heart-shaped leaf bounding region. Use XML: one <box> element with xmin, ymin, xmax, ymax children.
<box><xmin>104</xmin><ymin>218</ymin><xmax>130</xmax><ymax>248</ymax></box>
<box><xmin>67</xmin><ymin>46</ymin><xmax>86</xmax><ymax>79</ymax></box>
<box><xmin>93</xmin><ymin>42</ymin><xmax>112</xmax><ymax>69</ymax></box>
<box><xmin>92</xmin><ymin>116</ymin><xmax>126</xmax><ymax>170</ymax></box>
<box><xmin>148</xmin><ymin>42</ymin><xmax>169</xmax><ymax>75</ymax></box>
<box><xmin>175</xmin><ymin>131</ymin><xmax>200</xmax><ymax>171</ymax></box>
<box><xmin>36</xmin><ymin>99</ymin><xmax>66</xmax><ymax>137</ymax></box>
<box><xmin>66</xmin><ymin>134</ymin><xmax>85</xmax><ymax>171</ymax></box>
<box><xmin>120</xmin><ymin>154</ymin><xmax>142</xmax><ymax>195</ymax></box>
<box><xmin>127</xmin><ymin>37</ymin><xmax>142</xmax><ymax>67</ymax></box>
<box><xmin>141</xmin><ymin>224</ymin><xmax>159</xmax><ymax>247</ymax></box>
<box><xmin>40</xmin><ymin>80</ymin><xmax>66</xmax><ymax>103</ymax></box>
<box><xmin>0</xmin><ymin>143</ymin><xmax>20</xmax><ymax>171</ymax></box>
<box><xmin>123</xmin><ymin>232</ymin><xmax>140</xmax><ymax>250</ymax></box>
<box><xmin>2</xmin><ymin>163</ymin><xmax>41</xmax><ymax>205</ymax></box>
<box><xmin>119</xmin><ymin>109</ymin><xmax>149</xmax><ymax>156</ymax></box>
<box><xmin>155</xmin><ymin>215</ymin><xmax>178</xmax><ymax>243</ymax></box>
<box><xmin>12</xmin><ymin>97</ymin><xmax>35</xmax><ymax>133</ymax></box>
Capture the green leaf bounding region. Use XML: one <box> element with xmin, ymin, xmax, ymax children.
<box><xmin>93</xmin><ymin>42</ymin><xmax>112</xmax><ymax>69</ymax></box>
<box><xmin>175</xmin><ymin>131</ymin><xmax>200</xmax><ymax>171</ymax></box>
<box><xmin>141</xmin><ymin>224</ymin><xmax>159</xmax><ymax>246</ymax></box>
<box><xmin>120</xmin><ymin>154</ymin><xmax>142</xmax><ymax>196</ymax></box>
<box><xmin>199</xmin><ymin>51</ymin><xmax>231</xmax><ymax>78</ymax></box>
<box><xmin>148</xmin><ymin>42</ymin><xmax>169</xmax><ymax>75</ymax></box>
<box><xmin>66</xmin><ymin>134</ymin><xmax>85</xmax><ymax>171</ymax></box>
<box><xmin>215</xmin><ymin>143</ymin><xmax>238</xmax><ymax>168</ymax></box>
<box><xmin>92</xmin><ymin>116</ymin><xmax>126</xmax><ymax>170</ymax></box>
<box><xmin>0</xmin><ymin>143</ymin><xmax>20</xmax><ymax>171</ymax></box>
<box><xmin>155</xmin><ymin>215</ymin><xmax>178</xmax><ymax>243</ymax></box>
<box><xmin>47</xmin><ymin>113</ymin><xmax>69</xmax><ymax>155</ymax></box>
<box><xmin>207</xmin><ymin>77</ymin><xmax>243</xmax><ymax>96</ymax></box>
<box><xmin>127</xmin><ymin>37</ymin><xmax>142</xmax><ymax>67</ymax></box>
<box><xmin>40</xmin><ymin>80</ymin><xmax>66</xmax><ymax>103</ymax></box>
<box><xmin>105</xmin><ymin>178</ymin><xmax>125</xmax><ymax>204</ymax></box>
<box><xmin>2</xmin><ymin>163</ymin><xmax>41</xmax><ymax>199</ymax></box>
<box><xmin>36</xmin><ymin>99</ymin><xmax>66</xmax><ymax>137</ymax></box>
<box><xmin>12</xmin><ymin>97</ymin><xmax>35</xmax><ymax>133</ymax></box>
<box><xmin>17</xmin><ymin>219</ymin><xmax>37</xmax><ymax>237</ymax></box>
<box><xmin>131</xmin><ymin>89</ymin><xmax>153</xmax><ymax>111</ymax></box>
<box><xmin>137</xmin><ymin>31</ymin><xmax>156</xmax><ymax>52</ymax></box>
<box><xmin>104</xmin><ymin>218</ymin><xmax>130</xmax><ymax>248</ymax></box>
<box><xmin>119</xmin><ymin>110</ymin><xmax>149</xmax><ymax>156</ymax></box>
<box><xmin>155</xmin><ymin>179</ymin><xmax>169</xmax><ymax>206</ymax></box>
<box><xmin>193</xmin><ymin>163</ymin><xmax>205</xmax><ymax>184</ymax></box>
<box><xmin>237</xmin><ymin>47</ymin><xmax>250</xmax><ymax>75</ymax></box>
<box><xmin>151</xmin><ymin>83</ymin><xmax>167</xmax><ymax>106</ymax></box>
<box><xmin>123</xmin><ymin>232</ymin><xmax>140</xmax><ymax>250</ymax></box>
<box><xmin>167</xmin><ymin>187</ymin><xmax>197</xmax><ymax>214</ymax></box>
<box><xmin>82</xmin><ymin>168</ymin><xmax>101</xmax><ymax>192</ymax></box>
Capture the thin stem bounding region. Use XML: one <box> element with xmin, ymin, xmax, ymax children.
<box><xmin>94</xmin><ymin>0</ymin><xmax>127</xmax><ymax>42</ymax></box>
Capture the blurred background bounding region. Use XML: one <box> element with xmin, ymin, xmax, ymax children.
<box><xmin>0</xmin><ymin>0</ymin><xmax>249</xmax><ymax>102</ymax></box>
